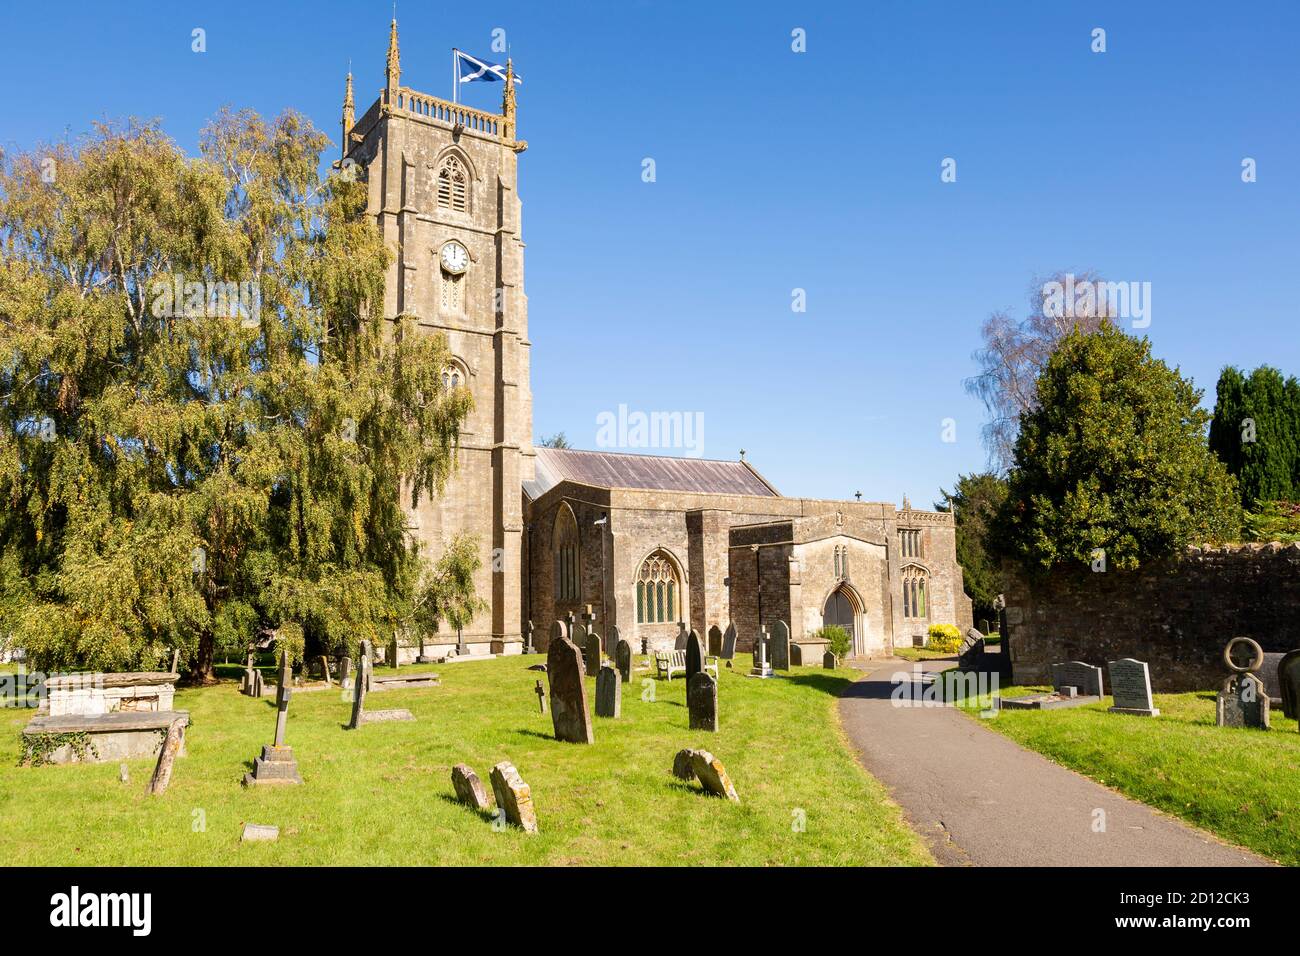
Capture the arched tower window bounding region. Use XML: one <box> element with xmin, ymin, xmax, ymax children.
<box><xmin>436</xmin><ymin>155</ymin><xmax>470</xmax><ymax>213</ymax></box>
<box><xmin>552</xmin><ymin>505</ymin><xmax>580</xmax><ymax>603</ymax></box>
<box><xmin>902</xmin><ymin>565</ymin><xmax>928</xmax><ymax>620</ymax></box>
<box><xmin>635</xmin><ymin>550</ymin><xmax>680</xmax><ymax>624</ymax></box>
<box><xmin>441</xmin><ymin>359</ymin><xmax>467</xmax><ymax>392</ymax></box>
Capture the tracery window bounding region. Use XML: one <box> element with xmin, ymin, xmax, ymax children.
<box><xmin>436</xmin><ymin>156</ymin><xmax>470</xmax><ymax>213</ymax></box>
<box><xmin>902</xmin><ymin>566</ymin><xmax>928</xmax><ymax>620</ymax></box>
<box><xmin>635</xmin><ymin>551</ymin><xmax>679</xmax><ymax>624</ymax></box>
<box><xmin>552</xmin><ymin>505</ymin><xmax>580</xmax><ymax>602</ymax></box>
<box><xmin>900</xmin><ymin>529</ymin><xmax>922</xmax><ymax>559</ymax></box>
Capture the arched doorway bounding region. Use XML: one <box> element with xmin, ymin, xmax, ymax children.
<box><xmin>823</xmin><ymin>585</ymin><xmax>857</xmax><ymax>654</ymax></box>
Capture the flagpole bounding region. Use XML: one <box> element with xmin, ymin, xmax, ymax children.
<box><xmin>451</xmin><ymin>48</ymin><xmax>457</xmax><ymax>105</ymax></box>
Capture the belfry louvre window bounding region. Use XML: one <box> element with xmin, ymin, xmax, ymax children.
<box><xmin>636</xmin><ymin>551</ymin><xmax>679</xmax><ymax>624</ymax></box>
<box><xmin>552</xmin><ymin>506</ymin><xmax>580</xmax><ymax>602</ymax></box>
<box><xmin>437</xmin><ymin>156</ymin><xmax>469</xmax><ymax>213</ymax></box>
<box><xmin>900</xmin><ymin>529</ymin><xmax>922</xmax><ymax>559</ymax></box>
<box><xmin>902</xmin><ymin>567</ymin><xmax>928</xmax><ymax>619</ymax></box>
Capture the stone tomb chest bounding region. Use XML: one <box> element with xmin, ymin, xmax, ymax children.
<box><xmin>42</xmin><ymin>671</ymin><xmax>178</xmax><ymax>717</ymax></box>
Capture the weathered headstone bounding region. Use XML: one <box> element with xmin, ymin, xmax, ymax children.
<box><xmin>490</xmin><ymin>761</ymin><xmax>539</xmax><ymax>833</ymax></box>
<box><xmin>688</xmin><ymin>750</ymin><xmax>739</xmax><ymax>802</ymax></box>
<box><xmin>685</xmin><ymin>630</ymin><xmax>704</xmax><ymax>681</ymax></box>
<box><xmin>615</xmin><ymin>638</ymin><xmax>632</xmax><ymax>684</ymax></box>
<box><xmin>958</xmin><ymin>628</ymin><xmax>986</xmax><ymax>669</ymax></box>
<box><xmin>823</xmin><ymin>651</ymin><xmax>838</xmax><ymax>669</ymax></box>
<box><xmin>170</xmin><ymin>649</ymin><xmax>180</xmax><ymax>675</ymax></box>
<box><xmin>451</xmin><ymin>764</ymin><xmax>491</xmax><ymax>810</ymax></box>
<box><xmin>1107</xmin><ymin>658</ymin><xmax>1159</xmax><ymax>717</ymax></box>
<box><xmin>1051</xmin><ymin>661</ymin><xmax>1105</xmax><ymax>698</ymax></box>
<box><xmin>347</xmin><ymin>640</ymin><xmax>372</xmax><ymax>730</ymax></box>
<box><xmin>606</xmin><ymin>624</ymin><xmax>620</xmax><ymax>658</ymax></box>
<box><xmin>547</xmin><ymin>637</ymin><xmax>593</xmax><ymax>744</ymax></box>
<box><xmin>687</xmin><ymin>672</ymin><xmax>718</xmax><ymax>732</ymax></box>
<box><xmin>770</xmin><ymin>621</ymin><xmax>790</xmax><ymax>671</ymax></box>
<box><xmin>720</xmin><ymin>624</ymin><xmax>737</xmax><ymax>660</ymax></box>
<box><xmin>339</xmin><ymin>656</ymin><xmax>353</xmax><ymax>689</ymax></box>
<box><xmin>549</xmin><ymin>619</ymin><xmax>567</xmax><ymax>653</ymax></box>
<box><xmin>1279</xmin><ymin>649</ymin><xmax>1300</xmax><ymax>720</ymax></box>
<box><xmin>674</xmin><ymin>623</ymin><xmax>688</xmax><ymax>651</ymax></box>
<box><xmin>595</xmin><ymin>664</ymin><xmax>622</xmax><ymax>718</ymax></box>
<box><xmin>1217</xmin><ymin>673</ymin><xmax>1269</xmax><ymax>729</ymax></box>
<box><xmin>240</xmin><ymin>823</ymin><xmax>279</xmax><ymax>842</ymax></box>
<box><xmin>672</xmin><ymin>748</ymin><xmax>702</xmax><ymax>781</ymax></box>
<box><xmin>146</xmin><ymin>715</ymin><xmax>187</xmax><ymax>795</ymax></box>
<box><xmin>584</xmin><ymin>632</ymin><xmax>601</xmax><ymax>677</ymax></box>
<box><xmin>707</xmin><ymin>625</ymin><xmax>722</xmax><ymax>656</ymax></box>
<box><xmin>1260</xmin><ymin>651</ymin><xmax>1286</xmax><ymax>704</ymax></box>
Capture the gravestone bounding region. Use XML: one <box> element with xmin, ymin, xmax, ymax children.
<box><xmin>685</xmin><ymin>630</ymin><xmax>704</xmax><ymax>681</ymax></box>
<box><xmin>770</xmin><ymin>621</ymin><xmax>790</xmax><ymax>671</ymax></box>
<box><xmin>547</xmin><ymin>636</ymin><xmax>593</xmax><ymax>744</ymax></box>
<box><xmin>606</xmin><ymin>624</ymin><xmax>620</xmax><ymax>659</ymax></box>
<box><xmin>672</xmin><ymin>748</ymin><xmax>703</xmax><ymax>781</ymax></box>
<box><xmin>1217</xmin><ymin>673</ymin><xmax>1269</xmax><ymax>729</ymax></box>
<box><xmin>584</xmin><ymin>632</ymin><xmax>602</xmax><ymax>677</ymax></box>
<box><xmin>1107</xmin><ymin>658</ymin><xmax>1159</xmax><ymax>717</ymax></box>
<box><xmin>1279</xmin><ymin>649</ymin><xmax>1300</xmax><ymax>720</ymax></box>
<box><xmin>958</xmin><ymin>628</ymin><xmax>986</xmax><ymax>669</ymax></box>
<box><xmin>687</xmin><ymin>672</ymin><xmax>718</xmax><ymax>732</ymax></box>
<box><xmin>388</xmin><ymin>635</ymin><xmax>400</xmax><ymax>669</ymax></box>
<box><xmin>347</xmin><ymin>640</ymin><xmax>372</xmax><ymax>730</ymax></box>
<box><xmin>535</xmin><ymin>679</ymin><xmax>547</xmax><ymax>713</ymax></box>
<box><xmin>615</xmin><ymin>639</ymin><xmax>632</xmax><ymax>684</ymax></box>
<box><xmin>490</xmin><ymin>761</ymin><xmax>539</xmax><ymax>833</ymax></box>
<box><xmin>1260</xmin><ymin>651</ymin><xmax>1286</xmax><ymax>704</ymax></box>
<box><xmin>674</xmin><ymin>624</ymin><xmax>688</xmax><ymax>651</ymax></box>
<box><xmin>595</xmin><ymin>664</ymin><xmax>622</xmax><ymax>718</ymax></box>
<box><xmin>147</xmin><ymin>715</ymin><xmax>187</xmax><ymax>795</ymax></box>
<box><xmin>241</xmin><ymin>823</ymin><xmax>279</xmax><ymax>843</ymax></box>
<box><xmin>549</xmin><ymin>619</ymin><xmax>567</xmax><ymax>653</ymax></box>
<box><xmin>451</xmin><ymin>764</ymin><xmax>491</xmax><ymax>810</ymax></box>
<box><xmin>720</xmin><ymin>624</ymin><xmax>737</xmax><ymax>661</ymax></box>
<box><xmin>823</xmin><ymin>651</ymin><xmax>838</xmax><ymax>669</ymax></box>
<box><xmin>319</xmin><ymin>655</ymin><xmax>333</xmax><ymax>687</ymax></box>
<box><xmin>1051</xmin><ymin>661</ymin><xmax>1105</xmax><ymax>698</ymax></box>
<box><xmin>242</xmin><ymin>652</ymin><xmax>304</xmax><ymax>786</ymax></box>
<box><xmin>523</xmin><ymin>621</ymin><xmax>535</xmax><ymax>655</ymax></box>
<box><xmin>749</xmin><ymin>627</ymin><xmax>773</xmax><ymax>678</ymax></box>
<box><xmin>708</xmin><ymin>625</ymin><xmax>722</xmax><ymax>656</ymax></box>
<box><xmin>339</xmin><ymin>656</ymin><xmax>353</xmax><ymax>690</ymax></box>
<box><xmin>688</xmin><ymin>750</ymin><xmax>739</xmax><ymax>802</ymax></box>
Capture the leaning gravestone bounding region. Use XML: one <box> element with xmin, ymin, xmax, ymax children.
<box><xmin>489</xmin><ymin>761</ymin><xmax>539</xmax><ymax>833</ymax></box>
<box><xmin>672</xmin><ymin>748</ymin><xmax>703</xmax><ymax>781</ymax></box>
<box><xmin>1279</xmin><ymin>649</ymin><xmax>1300</xmax><ymax>720</ymax></box>
<box><xmin>720</xmin><ymin>623</ymin><xmax>737</xmax><ymax>661</ymax></box>
<box><xmin>688</xmin><ymin>750</ymin><xmax>739</xmax><ymax>802</ymax></box>
<box><xmin>547</xmin><ymin>637</ymin><xmax>593</xmax><ymax>744</ymax></box>
<box><xmin>685</xmin><ymin>631</ymin><xmax>704</xmax><ymax>681</ymax></box>
<box><xmin>770</xmin><ymin>621</ymin><xmax>790</xmax><ymax>671</ymax></box>
<box><xmin>595</xmin><ymin>664</ymin><xmax>622</xmax><ymax>718</ymax></box>
<box><xmin>451</xmin><ymin>764</ymin><xmax>491</xmax><ymax>811</ymax></box>
<box><xmin>958</xmin><ymin>628</ymin><xmax>985</xmax><ymax>669</ymax></box>
<box><xmin>347</xmin><ymin>640</ymin><xmax>372</xmax><ymax>730</ymax></box>
<box><xmin>584</xmin><ymin>632</ymin><xmax>602</xmax><ymax>677</ymax></box>
<box><xmin>615</xmin><ymin>639</ymin><xmax>632</xmax><ymax>684</ymax></box>
<box><xmin>1107</xmin><ymin>658</ymin><xmax>1159</xmax><ymax>717</ymax></box>
<box><xmin>708</xmin><ymin>625</ymin><xmax>722</xmax><ymax>656</ymax></box>
<box><xmin>1052</xmin><ymin>661</ymin><xmax>1105</xmax><ymax>698</ymax></box>
<box><xmin>687</xmin><ymin>672</ymin><xmax>718</xmax><ymax>732</ymax></box>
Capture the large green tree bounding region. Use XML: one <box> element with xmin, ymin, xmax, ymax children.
<box><xmin>935</xmin><ymin>472</ymin><xmax>1007</xmax><ymax>622</ymax></box>
<box><xmin>995</xmin><ymin>322</ymin><xmax>1241</xmax><ymax>571</ymax></box>
<box><xmin>1208</xmin><ymin>365</ymin><xmax>1300</xmax><ymax>507</ymax></box>
<box><xmin>0</xmin><ymin>111</ymin><xmax>475</xmax><ymax>680</ymax></box>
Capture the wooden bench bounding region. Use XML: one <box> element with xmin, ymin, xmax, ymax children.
<box><xmin>655</xmin><ymin>650</ymin><xmax>719</xmax><ymax>681</ymax></box>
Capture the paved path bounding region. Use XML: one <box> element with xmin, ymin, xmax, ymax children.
<box><xmin>838</xmin><ymin>658</ymin><xmax>1271</xmax><ymax>866</ymax></box>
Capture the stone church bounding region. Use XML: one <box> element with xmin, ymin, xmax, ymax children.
<box><xmin>341</xmin><ymin>23</ymin><xmax>972</xmax><ymax>660</ymax></box>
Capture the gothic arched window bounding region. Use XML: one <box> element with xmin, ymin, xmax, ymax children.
<box><xmin>552</xmin><ymin>504</ymin><xmax>580</xmax><ymax>602</ymax></box>
<box><xmin>441</xmin><ymin>360</ymin><xmax>467</xmax><ymax>392</ymax></box>
<box><xmin>902</xmin><ymin>566</ymin><xmax>928</xmax><ymax>620</ymax></box>
<box><xmin>635</xmin><ymin>550</ymin><xmax>679</xmax><ymax>624</ymax></box>
<box><xmin>436</xmin><ymin>156</ymin><xmax>470</xmax><ymax>213</ymax></box>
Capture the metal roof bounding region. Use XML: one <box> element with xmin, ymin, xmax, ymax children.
<box><xmin>524</xmin><ymin>447</ymin><xmax>779</xmax><ymax>500</ymax></box>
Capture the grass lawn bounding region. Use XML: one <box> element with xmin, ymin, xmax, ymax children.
<box><xmin>953</xmin><ymin>680</ymin><xmax>1300</xmax><ymax>866</ymax></box>
<box><xmin>893</xmin><ymin>647</ymin><xmax>957</xmax><ymax>663</ymax></box>
<box><xmin>0</xmin><ymin>653</ymin><xmax>930</xmax><ymax>866</ymax></box>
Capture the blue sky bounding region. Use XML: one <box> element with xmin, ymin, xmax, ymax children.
<box><xmin>2</xmin><ymin>0</ymin><xmax>1297</xmax><ymax>506</ymax></box>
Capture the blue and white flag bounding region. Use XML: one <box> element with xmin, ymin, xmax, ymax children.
<box><xmin>454</xmin><ymin>49</ymin><xmax>521</xmax><ymax>85</ymax></box>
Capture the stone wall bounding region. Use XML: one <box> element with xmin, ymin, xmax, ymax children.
<box><xmin>1003</xmin><ymin>543</ymin><xmax>1300</xmax><ymax>692</ymax></box>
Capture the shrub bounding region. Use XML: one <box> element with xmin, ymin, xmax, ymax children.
<box><xmin>816</xmin><ymin>626</ymin><xmax>851</xmax><ymax>660</ymax></box>
<box><xmin>926</xmin><ymin>623</ymin><xmax>961</xmax><ymax>653</ymax></box>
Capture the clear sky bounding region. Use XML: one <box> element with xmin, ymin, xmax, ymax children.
<box><xmin>2</xmin><ymin>0</ymin><xmax>1297</xmax><ymax>507</ymax></box>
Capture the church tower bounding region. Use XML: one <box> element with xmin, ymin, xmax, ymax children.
<box><xmin>341</xmin><ymin>21</ymin><xmax>533</xmax><ymax>653</ymax></box>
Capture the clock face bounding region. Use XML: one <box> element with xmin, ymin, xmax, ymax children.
<box><xmin>440</xmin><ymin>241</ymin><xmax>469</xmax><ymax>275</ymax></box>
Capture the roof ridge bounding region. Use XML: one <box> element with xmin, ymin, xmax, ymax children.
<box><xmin>538</xmin><ymin>446</ymin><xmax>749</xmax><ymax>467</ymax></box>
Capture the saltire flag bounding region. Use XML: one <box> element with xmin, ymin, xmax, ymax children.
<box><xmin>454</xmin><ymin>49</ymin><xmax>522</xmax><ymax>85</ymax></box>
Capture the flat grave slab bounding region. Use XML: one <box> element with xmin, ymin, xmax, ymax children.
<box><xmin>369</xmin><ymin>672</ymin><xmax>440</xmax><ymax>691</ymax></box>
<box><xmin>997</xmin><ymin>692</ymin><xmax>1100</xmax><ymax>711</ymax></box>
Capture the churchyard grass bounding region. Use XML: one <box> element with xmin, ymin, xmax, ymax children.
<box><xmin>893</xmin><ymin>647</ymin><xmax>957</xmax><ymax>663</ymax></box>
<box><xmin>953</xmin><ymin>681</ymin><xmax>1300</xmax><ymax>865</ymax></box>
<box><xmin>0</xmin><ymin>654</ymin><xmax>930</xmax><ymax>866</ymax></box>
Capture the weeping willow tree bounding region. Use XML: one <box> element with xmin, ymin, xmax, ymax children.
<box><xmin>0</xmin><ymin>109</ymin><xmax>477</xmax><ymax>681</ymax></box>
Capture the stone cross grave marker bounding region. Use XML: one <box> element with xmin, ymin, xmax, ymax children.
<box><xmin>721</xmin><ymin>623</ymin><xmax>737</xmax><ymax>660</ymax></box>
<box><xmin>686</xmin><ymin>630</ymin><xmax>704</xmax><ymax>681</ymax></box>
<box><xmin>535</xmin><ymin>679</ymin><xmax>547</xmax><ymax>713</ymax></box>
<box><xmin>1107</xmin><ymin>658</ymin><xmax>1159</xmax><ymax>717</ymax></box>
<box><xmin>688</xmin><ymin>671</ymin><xmax>718</xmax><ymax>732</ymax></box>
<box><xmin>523</xmin><ymin>620</ymin><xmax>535</xmax><ymax>654</ymax></box>
<box><xmin>615</xmin><ymin>638</ymin><xmax>632</xmax><ymax>684</ymax></box>
<box><xmin>547</xmin><ymin>636</ymin><xmax>593</xmax><ymax>744</ymax></box>
<box><xmin>595</xmin><ymin>663</ymin><xmax>621</xmax><ymax>718</ymax></box>
<box><xmin>1051</xmin><ymin>661</ymin><xmax>1104</xmax><ymax>698</ymax></box>
<box><xmin>770</xmin><ymin>620</ymin><xmax>791</xmax><ymax>671</ymax></box>
<box><xmin>581</xmin><ymin>605</ymin><xmax>597</xmax><ymax>647</ymax></box>
<box><xmin>243</xmin><ymin>650</ymin><xmax>303</xmax><ymax>786</ymax></box>
<box><xmin>750</xmin><ymin>626</ymin><xmax>773</xmax><ymax>678</ymax></box>
<box><xmin>584</xmin><ymin>632</ymin><xmax>602</xmax><ymax>677</ymax></box>
<box><xmin>273</xmin><ymin>651</ymin><xmax>292</xmax><ymax>746</ymax></box>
